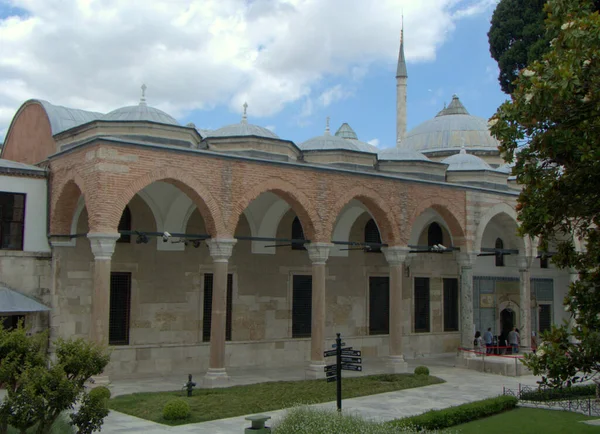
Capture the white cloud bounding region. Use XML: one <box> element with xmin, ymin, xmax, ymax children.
<box><xmin>0</xmin><ymin>0</ymin><xmax>495</xmax><ymax>137</ymax></box>
<box><xmin>318</xmin><ymin>84</ymin><xmax>353</xmax><ymax>107</ymax></box>
<box><xmin>368</xmin><ymin>138</ymin><xmax>380</xmax><ymax>147</ymax></box>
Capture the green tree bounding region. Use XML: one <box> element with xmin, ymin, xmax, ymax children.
<box><xmin>0</xmin><ymin>323</ymin><xmax>111</xmax><ymax>433</ymax></box>
<box><xmin>489</xmin><ymin>0</ymin><xmax>600</xmax><ymax>388</ymax></box>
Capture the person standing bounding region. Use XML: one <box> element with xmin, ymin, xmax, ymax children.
<box><xmin>484</xmin><ymin>328</ymin><xmax>494</xmax><ymax>354</ymax></box>
<box><xmin>508</xmin><ymin>327</ymin><xmax>520</xmax><ymax>354</ymax></box>
<box><xmin>474</xmin><ymin>331</ymin><xmax>485</xmax><ymax>354</ymax></box>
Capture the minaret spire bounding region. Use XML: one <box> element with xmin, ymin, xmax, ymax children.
<box><xmin>396</xmin><ymin>16</ymin><xmax>408</xmax><ymax>147</ymax></box>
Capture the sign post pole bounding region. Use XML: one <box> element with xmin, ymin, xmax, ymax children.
<box><xmin>336</xmin><ymin>333</ymin><xmax>342</xmax><ymax>412</ymax></box>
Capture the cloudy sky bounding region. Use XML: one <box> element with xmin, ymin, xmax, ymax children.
<box><xmin>0</xmin><ymin>0</ymin><xmax>506</xmax><ymax>148</ymax></box>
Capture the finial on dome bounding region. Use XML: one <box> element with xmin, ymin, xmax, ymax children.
<box><xmin>460</xmin><ymin>141</ymin><xmax>467</xmax><ymax>154</ymax></box>
<box><xmin>242</xmin><ymin>102</ymin><xmax>248</xmax><ymax>124</ymax></box>
<box><xmin>325</xmin><ymin>116</ymin><xmax>331</xmax><ymax>135</ymax></box>
<box><xmin>452</xmin><ymin>94</ymin><xmax>458</xmax><ymax>100</ymax></box>
<box><xmin>140</xmin><ymin>84</ymin><xmax>147</xmax><ymax>106</ymax></box>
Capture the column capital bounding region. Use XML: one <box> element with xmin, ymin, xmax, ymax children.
<box><xmin>456</xmin><ymin>252</ymin><xmax>477</xmax><ymax>268</ymax></box>
<box><xmin>517</xmin><ymin>255</ymin><xmax>534</xmax><ymax>270</ymax></box>
<box><xmin>87</xmin><ymin>232</ymin><xmax>120</xmax><ymax>260</ymax></box>
<box><xmin>207</xmin><ymin>238</ymin><xmax>237</xmax><ymax>262</ymax></box>
<box><xmin>306</xmin><ymin>243</ymin><xmax>334</xmax><ymax>265</ymax></box>
<box><xmin>382</xmin><ymin>246</ymin><xmax>410</xmax><ymax>266</ymax></box>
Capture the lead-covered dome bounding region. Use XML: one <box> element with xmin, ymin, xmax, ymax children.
<box><xmin>377</xmin><ymin>147</ymin><xmax>431</xmax><ymax>162</ymax></box>
<box><xmin>442</xmin><ymin>148</ymin><xmax>492</xmax><ymax>171</ymax></box>
<box><xmin>401</xmin><ymin>95</ymin><xmax>500</xmax><ymax>153</ymax></box>
<box><xmin>103</xmin><ymin>85</ymin><xmax>179</xmax><ymax>125</ymax></box>
<box><xmin>300</xmin><ymin>122</ymin><xmax>377</xmax><ymax>153</ymax></box>
<box><xmin>206</xmin><ymin>103</ymin><xmax>279</xmax><ymax>139</ymax></box>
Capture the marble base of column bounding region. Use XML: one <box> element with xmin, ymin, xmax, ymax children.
<box><xmin>387</xmin><ymin>355</ymin><xmax>408</xmax><ymax>374</ymax></box>
<box><xmin>203</xmin><ymin>368</ymin><xmax>230</xmax><ymax>387</ymax></box>
<box><xmin>305</xmin><ymin>361</ymin><xmax>327</xmax><ymax>380</ymax></box>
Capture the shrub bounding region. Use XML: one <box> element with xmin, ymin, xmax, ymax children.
<box><xmin>88</xmin><ymin>386</ymin><xmax>111</xmax><ymax>403</ymax></box>
<box><xmin>273</xmin><ymin>406</ymin><xmax>413</xmax><ymax>434</ymax></box>
<box><xmin>519</xmin><ymin>384</ymin><xmax>596</xmax><ymax>401</ymax></box>
<box><xmin>162</xmin><ymin>399</ymin><xmax>191</xmax><ymax>421</ymax></box>
<box><xmin>414</xmin><ymin>366</ymin><xmax>430</xmax><ymax>376</ymax></box>
<box><xmin>391</xmin><ymin>395</ymin><xmax>518</xmax><ymax>431</ymax></box>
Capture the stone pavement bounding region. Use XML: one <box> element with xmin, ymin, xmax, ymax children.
<box><xmin>101</xmin><ymin>355</ymin><xmax>543</xmax><ymax>433</ymax></box>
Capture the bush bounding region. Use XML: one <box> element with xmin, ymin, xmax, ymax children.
<box><xmin>519</xmin><ymin>384</ymin><xmax>596</xmax><ymax>401</ymax></box>
<box><xmin>162</xmin><ymin>398</ymin><xmax>191</xmax><ymax>421</ymax></box>
<box><xmin>7</xmin><ymin>412</ymin><xmax>74</xmax><ymax>433</ymax></box>
<box><xmin>414</xmin><ymin>366</ymin><xmax>429</xmax><ymax>376</ymax></box>
<box><xmin>273</xmin><ymin>406</ymin><xmax>413</xmax><ymax>434</ymax></box>
<box><xmin>88</xmin><ymin>386</ymin><xmax>111</xmax><ymax>403</ymax></box>
<box><xmin>391</xmin><ymin>395</ymin><xmax>518</xmax><ymax>431</ymax></box>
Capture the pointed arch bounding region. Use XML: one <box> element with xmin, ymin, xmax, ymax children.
<box><xmin>408</xmin><ymin>197</ymin><xmax>466</xmax><ymax>247</ymax></box>
<box><xmin>50</xmin><ymin>171</ymin><xmax>88</xmax><ymax>235</ymax></box>
<box><xmin>474</xmin><ymin>202</ymin><xmax>529</xmax><ymax>255</ymax></box>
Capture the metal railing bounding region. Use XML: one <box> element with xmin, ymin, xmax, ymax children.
<box><xmin>503</xmin><ymin>384</ymin><xmax>600</xmax><ymax>416</ymax></box>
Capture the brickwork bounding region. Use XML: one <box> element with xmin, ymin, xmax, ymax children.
<box><xmin>49</xmin><ymin>143</ymin><xmax>469</xmax><ymax>246</ymax></box>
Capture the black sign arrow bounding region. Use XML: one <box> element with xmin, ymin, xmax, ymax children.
<box><xmin>326</xmin><ymin>376</ymin><xmax>337</xmax><ymax>383</ymax></box>
<box><xmin>341</xmin><ymin>349</ymin><xmax>361</xmax><ymax>357</ymax></box>
<box><xmin>341</xmin><ymin>363</ymin><xmax>362</xmax><ymax>372</ymax></box>
<box><xmin>325</xmin><ymin>370</ymin><xmax>337</xmax><ymax>378</ymax></box>
<box><xmin>323</xmin><ymin>349</ymin><xmax>337</xmax><ymax>358</ymax></box>
<box><xmin>332</xmin><ymin>342</ymin><xmax>346</xmax><ymax>348</ymax></box>
<box><xmin>341</xmin><ymin>356</ymin><xmax>362</xmax><ymax>364</ymax></box>
<box><xmin>324</xmin><ymin>364</ymin><xmax>337</xmax><ymax>372</ymax></box>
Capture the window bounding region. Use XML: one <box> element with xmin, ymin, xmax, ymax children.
<box><xmin>117</xmin><ymin>206</ymin><xmax>132</xmax><ymax>243</ymax></box>
<box><xmin>540</xmin><ymin>256</ymin><xmax>549</xmax><ymax>269</ymax></box>
<box><xmin>1</xmin><ymin>315</ymin><xmax>24</xmax><ymax>330</ymax></box>
<box><xmin>539</xmin><ymin>304</ymin><xmax>552</xmax><ymax>334</ymax></box>
<box><xmin>109</xmin><ymin>272</ymin><xmax>131</xmax><ymax>345</ymax></box>
<box><xmin>292</xmin><ymin>275</ymin><xmax>312</xmax><ymax>337</ymax></box>
<box><xmin>414</xmin><ymin>277</ymin><xmax>430</xmax><ymax>333</ymax></box>
<box><xmin>364</xmin><ymin>219</ymin><xmax>382</xmax><ymax>253</ymax></box>
<box><xmin>0</xmin><ymin>192</ymin><xmax>25</xmax><ymax>250</ymax></box>
<box><xmin>443</xmin><ymin>278</ymin><xmax>459</xmax><ymax>331</ymax></box>
<box><xmin>202</xmin><ymin>273</ymin><xmax>233</xmax><ymax>342</ymax></box>
<box><xmin>291</xmin><ymin>216</ymin><xmax>306</xmax><ymax>250</ymax></box>
<box><xmin>369</xmin><ymin>276</ymin><xmax>389</xmax><ymax>334</ymax></box>
<box><xmin>427</xmin><ymin>222</ymin><xmax>443</xmax><ymax>247</ymax></box>
<box><xmin>495</xmin><ymin>238</ymin><xmax>505</xmax><ymax>267</ymax></box>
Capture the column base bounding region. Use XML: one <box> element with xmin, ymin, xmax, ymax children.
<box><xmin>203</xmin><ymin>368</ymin><xmax>230</xmax><ymax>388</ymax></box>
<box><xmin>305</xmin><ymin>361</ymin><xmax>326</xmax><ymax>380</ymax></box>
<box><xmin>89</xmin><ymin>374</ymin><xmax>111</xmax><ymax>388</ymax></box>
<box><xmin>387</xmin><ymin>355</ymin><xmax>408</xmax><ymax>374</ymax></box>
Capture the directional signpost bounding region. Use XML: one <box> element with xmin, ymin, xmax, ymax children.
<box><xmin>323</xmin><ymin>333</ymin><xmax>362</xmax><ymax>412</ymax></box>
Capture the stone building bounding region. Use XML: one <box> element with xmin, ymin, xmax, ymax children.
<box><xmin>0</xmin><ymin>32</ymin><xmax>571</xmax><ymax>383</ymax></box>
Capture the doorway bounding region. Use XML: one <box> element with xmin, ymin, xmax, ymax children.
<box><xmin>499</xmin><ymin>308</ymin><xmax>515</xmax><ymax>346</ymax></box>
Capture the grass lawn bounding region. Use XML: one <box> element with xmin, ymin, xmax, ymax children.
<box><xmin>109</xmin><ymin>373</ymin><xmax>443</xmax><ymax>426</ymax></box>
<box><xmin>450</xmin><ymin>407</ymin><xmax>600</xmax><ymax>433</ymax></box>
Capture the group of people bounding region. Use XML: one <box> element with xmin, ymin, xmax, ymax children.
<box><xmin>474</xmin><ymin>327</ymin><xmax>521</xmax><ymax>354</ymax></box>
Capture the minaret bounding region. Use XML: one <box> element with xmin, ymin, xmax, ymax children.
<box><xmin>396</xmin><ymin>19</ymin><xmax>408</xmax><ymax>147</ymax></box>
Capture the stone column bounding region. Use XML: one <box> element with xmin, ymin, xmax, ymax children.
<box><xmin>457</xmin><ymin>253</ymin><xmax>476</xmax><ymax>352</ymax></box>
<box><xmin>518</xmin><ymin>256</ymin><xmax>532</xmax><ymax>349</ymax></box>
<box><xmin>382</xmin><ymin>246</ymin><xmax>409</xmax><ymax>373</ymax></box>
<box><xmin>87</xmin><ymin>233</ymin><xmax>120</xmax><ymax>346</ymax></box>
<box><xmin>305</xmin><ymin>243</ymin><xmax>333</xmax><ymax>379</ymax></box>
<box><xmin>204</xmin><ymin>238</ymin><xmax>237</xmax><ymax>387</ymax></box>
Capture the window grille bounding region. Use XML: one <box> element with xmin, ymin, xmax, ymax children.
<box><xmin>495</xmin><ymin>238</ymin><xmax>504</xmax><ymax>266</ymax></box>
<box><xmin>292</xmin><ymin>275</ymin><xmax>312</xmax><ymax>337</ymax></box>
<box><xmin>427</xmin><ymin>222</ymin><xmax>443</xmax><ymax>247</ymax></box>
<box><xmin>414</xmin><ymin>277</ymin><xmax>430</xmax><ymax>333</ymax></box>
<box><xmin>0</xmin><ymin>192</ymin><xmax>25</xmax><ymax>250</ymax></box>
<box><xmin>539</xmin><ymin>304</ymin><xmax>552</xmax><ymax>333</ymax></box>
<box><xmin>202</xmin><ymin>273</ymin><xmax>233</xmax><ymax>342</ymax></box>
<box><xmin>443</xmin><ymin>278</ymin><xmax>459</xmax><ymax>331</ymax></box>
<box><xmin>369</xmin><ymin>276</ymin><xmax>389</xmax><ymax>334</ymax></box>
<box><xmin>109</xmin><ymin>272</ymin><xmax>131</xmax><ymax>345</ymax></box>
<box><xmin>364</xmin><ymin>219</ymin><xmax>382</xmax><ymax>253</ymax></box>
<box><xmin>291</xmin><ymin>216</ymin><xmax>306</xmax><ymax>250</ymax></box>
<box><xmin>117</xmin><ymin>206</ymin><xmax>132</xmax><ymax>243</ymax></box>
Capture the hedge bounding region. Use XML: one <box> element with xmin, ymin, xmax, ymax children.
<box><xmin>390</xmin><ymin>395</ymin><xmax>518</xmax><ymax>431</ymax></box>
<box><xmin>519</xmin><ymin>384</ymin><xmax>596</xmax><ymax>402</ymax></box>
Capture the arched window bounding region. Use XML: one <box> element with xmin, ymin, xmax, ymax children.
<box><xmin>495</xmin><ymin>238</ymin><xmax>504</xmax><ymax>267</ymax></box>
<box><xmin>427</xmin><ymin>222</ymin><xmax>443</xmax><ymax>247</ymax></box>
<box><xmin>117</xmin><ymin>206</ymin><xmax>131</xmax><ymax>243</ymax></box>
<box><xmin>364</xmin><ymin>219</ymin><xmax>382</xmax><ymax>253</ymax></box>
<box><xmin>291</xmin><ymin>216</ymin><xmax>305</xmax><ymax>250</ymax></box>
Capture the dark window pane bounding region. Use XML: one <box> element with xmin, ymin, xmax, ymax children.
<box><xmin>364</xmin><ymin>219</ymin><xmax>382</xmax><ymax>253</ymax></box>
<box><xmin>539</xmin><ymin>304</ymin><xmax>552</xmax><ymax>333</ymax></box>
<box><xmin>427</xmin><ymin>223</ymin><xmax>443</xmax><ymax>247</ymax></box>
<box><xmin>495</xmin><ymin>238</ymin><xmax>504</xmax><ymax>267</ymax></box>
<box><xmin>117</xmin><ymin>206</ymin><xmax>132</xmax><ymax>243</ymax></box>
<box><xmin>203</xmin><ymin>274</ymin><xmax>233</xmax><ymax>342</ymax></box>
<box><xmin>109</xmin><ymin>272</ymin><xmax>131</xmax><ymax>345</ymax></box>
<box><xmin>540</xmin><ymin>256</ymin><xmax>549</xmax><ymax>269</ymax></box>
<box><xmin>443</xmin><ymin>278</ymin><xmax>459</xmax><ymax>332</ymax></box>
<box><xmin>292</xmin><ymin>275</ymin><xmax>312</xmax><ymax>338</ymax></box>
<box><xmin>1</xmin><ymin>315</ymin><xmax>24</xmax><ymax>330</ymax></box>
<box><xmin>414</xmin><ymin>277</ymin><xmax>430</xmax><ymax>333</ymax></box>
<box><xmin>369</xmin><ymin>276</ymin><xmax>389</xmax><ymax>334</ymax></box>
<box><xmin>0</xmin><ymin>192</ymin><xmax>25</xmax><ymax>250</ymax></box>
<box><xmin>291</xmin><ymin>217</ymin><xmax>306</xmax><ymax>250</ymax></box>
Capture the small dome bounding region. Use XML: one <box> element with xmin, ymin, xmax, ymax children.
<box><xmin>402</xmin><ymin>95</ymin><xmax>500</xmax><ymax>153</ymax></box>
<box><xmin>378</xmin><ymin>147</ymin><xmax>431</xmax><ymax>162</ymax></box>
<box><xmin>442</xmin><ymin>148</ymin><xmax>492</xmax><ymax>171</ymax></box>
<box><xmin>206</xmin><ymin>102</ymin><xmax>279</xmax><ymax>139</ymax></box>
<box><xmin>335</xmin><ymin>123</ymin><xmax>358</xmax><ymax>140</ymax></box>
<box><xmin>301</xmin><ymin>119</ymin><xmax>377</xmax><ymax>154</ymax></box>
<box><xmin>103</xmin><ymin>85</ymin><xmax>179</xmax><ymax>126</ymax></box>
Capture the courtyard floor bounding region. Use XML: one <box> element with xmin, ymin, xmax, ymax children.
<box><xmin>101</xmin><ymin>355</ymin><xmax>545</xmax><ymax>433</ymax></box>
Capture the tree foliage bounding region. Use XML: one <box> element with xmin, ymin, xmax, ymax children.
<box><xmin>0</xmin><ymin>323</ymin><xmax>111</xmax><ymax>434</ymax></box>
<box><xmin>490</xmin><ymin>0</ymin><xmax>600</xmax><ymax>388</ymax></box>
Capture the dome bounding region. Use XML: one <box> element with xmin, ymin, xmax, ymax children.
<box><xmin>206</xmin><ymin>103</ymin><xmax>279</xmax><ymax>139</ymax></box>
<box><xmin>103</xmin><ymin>85</ymin><xmax>179</xmax><ymax>125</ymax></box>
<box><xmin>377</xmin><ymin>147</ymin><xmax>431</xmax><ymax>162</ymax></box>
<box><xmin>496</xmin><ymin>162</ymin><xmax>514</xmax><ymax>174</ymax></box>
<box><xmin>442</xmin><ymin>148</ymin><xmax>492</xmax><ymax>171</ymax></box>
<box><xmin>401</xmin><ymin>95</ymin><xmax>500</xmax><ymax>153</ymax></box>
<box><xmin>301</xmin><ymin>121</ymin><xmax>377</xmax><ymax>153</ymax></box>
